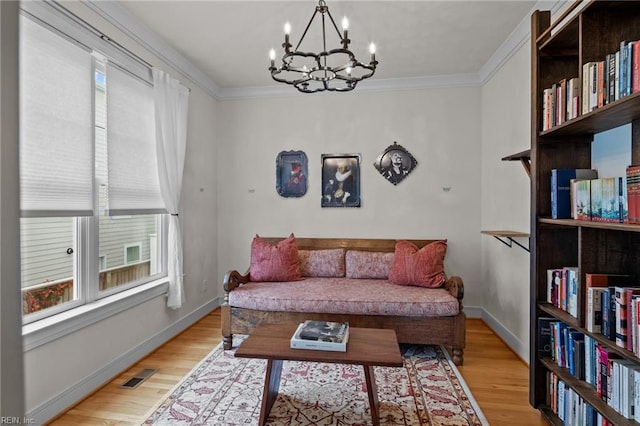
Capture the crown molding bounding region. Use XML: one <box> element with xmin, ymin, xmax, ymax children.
<box><xmin>82</xmin><ymin>0</ymin><xmax>220</xmax><ymax>99</ymax></box>
<box><xmin>83</xmin><ymin>0</ymin><xmax>568</xmax><ymax>102</ymax></box>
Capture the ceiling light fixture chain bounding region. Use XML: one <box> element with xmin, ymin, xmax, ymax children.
<box><xmin>268</xmin><ymin>0</ymin><xmax>377</xmax><ymax>93</ymax></box>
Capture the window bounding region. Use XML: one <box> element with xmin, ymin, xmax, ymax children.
<box><xmin>125</xmin><ymin>243</ymin><xmax>142</xmax><ymax>265</ymax></box>
<box><xmin>19</xmin><ymin>11</ymin><xmax>167</xmax><ymax>324</ymax></box>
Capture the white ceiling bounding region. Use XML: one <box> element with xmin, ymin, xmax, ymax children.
<box><xmin>114</xmin><ymin>1</ymin><xmax>539</xmax><ymax>91</ymax></box>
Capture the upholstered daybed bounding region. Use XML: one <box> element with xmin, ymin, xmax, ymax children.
<box><xmin>221</xmin><ymin>236</ymin><xmax>466</xmax><ymax>365</ymax></box>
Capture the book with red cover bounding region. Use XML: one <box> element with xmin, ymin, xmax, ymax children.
<box><xmin>597</xmin><ymin>345</ymin><xmax>621</xmax><ymax>402</ymax></box>
<box><xmin>626</xmin><ymin>165</ymin><xmax>640</xmax><ymax>224</ymax></box>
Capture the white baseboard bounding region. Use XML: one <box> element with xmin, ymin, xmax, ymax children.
<box><xmin>28</xmin><ymin>297</ymin><xmax>223</xmax><ymax>425</ymax></box>
<box><xmin>464</xmin><ymin>305</ymin><xmax>529</xmax><ymax>365</ymax></box>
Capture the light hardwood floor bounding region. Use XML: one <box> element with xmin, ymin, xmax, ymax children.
<box><xmin>49</xmin><ymin>310</ymin><xmax>545</xmax><ymax>425</ymax></box>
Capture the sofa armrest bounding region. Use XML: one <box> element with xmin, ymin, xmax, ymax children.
<box><xmin>223</xmin><ymin>269</ymin><xmax>250</xmax><ymax>293</ymax></box>
<box><xmin>444</xmin><ymin>276</ymin><xmax>464</xmax><ymax>307</ymax></box>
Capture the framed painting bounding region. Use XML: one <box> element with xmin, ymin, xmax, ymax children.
<box><xmin>373</xmin><ymin>141</ymin><xmax>418</xmax><ymax>185</ymax></box>
<box><xmin>321</xmin><ymin>154</ymin><xmax>361</xmax><ymax>207</ymax></box>
<box><xmin>276</xmin><ymin>150</ymin><xmax>308</xmax><ymax>197</ymax></box>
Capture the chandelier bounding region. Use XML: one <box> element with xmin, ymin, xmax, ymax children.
<box><xmin>268</xmin><ymin>0</ymin><xmax>378</xmax><ymax>93</ymax></box>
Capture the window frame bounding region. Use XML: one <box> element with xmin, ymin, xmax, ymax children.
<box><xmin>19</xmin><ymin>7</ymin><xmax>169</xmax><ymax>330</ymax></box>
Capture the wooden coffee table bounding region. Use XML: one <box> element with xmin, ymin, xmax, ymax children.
<box><xmin>234</xmin><ymin>323</ymin><xmax>403</xmax><ymax>426</ymax></box>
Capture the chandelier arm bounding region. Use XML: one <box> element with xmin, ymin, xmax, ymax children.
<box><xmin>323</xmin><ymin>7</ymin><xmax>344</xmax><ymax>41</ymax></box>
<box><xmin>295</xmin><ymin>8</ymin><xmax>319</xmax><ymax>52</ymax></box>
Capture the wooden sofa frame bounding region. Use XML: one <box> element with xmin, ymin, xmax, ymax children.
<box><xmin>222</xmin><ymin>237</ymin><xmax>466</xmax><ymax>365</ymax></box>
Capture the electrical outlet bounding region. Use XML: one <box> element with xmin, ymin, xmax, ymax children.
<box><xmin>201</xmin><ymin>279</ymin><xmax>207</xmax><ymax>293</ymax></box>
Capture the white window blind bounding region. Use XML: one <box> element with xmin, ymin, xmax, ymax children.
<box><xmin>106</xmin><ymin>63</ymin><xmax>165</xmax><ymax>215</ymax></box>
<box><xmin>19</xmin><ymin>15</ymin><xmax>94</xmax><ymax>217</ymax></box>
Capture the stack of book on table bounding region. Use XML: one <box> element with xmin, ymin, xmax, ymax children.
<box><xmin>290</xmin><ymin>320</ymin><xmax>349</xmax><ymax>352</ymax></box>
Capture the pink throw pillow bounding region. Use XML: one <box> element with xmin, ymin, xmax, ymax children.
<box><xmin>389</xmin><ymin>240</ymin><xmax>447</xmax><ymax>288</ymax></box>
<box><xmin>345</xmin><ymin>250</ymin><xmax>394</xmax><ymax>279</ymax></box>
<box><xmin>249</xmin><ymin>234</ymin><xmax>302</xmax><ymax>282</ymax></box>
<box><xmin>298</xmin><ymin>249</ymin><xmax>345</xmax><ymax>277</ymax></box>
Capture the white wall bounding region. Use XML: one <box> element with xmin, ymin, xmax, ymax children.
<box><xmin>480</xmin><ymin>41</ymin><xmax>531</xmax><ymax>362</ymax></box>
<box><xmin>217</xmin><ymin>87</ymin><xmax>484</xmax><ymax>309</ymax></box>
<box><xmin>20</xmin><ymin>3</ymin><xmax>220</xmax><ymax>422</ymax></box>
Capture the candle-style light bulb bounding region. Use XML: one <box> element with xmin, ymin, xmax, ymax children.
<box><xmin>269</xmin><ymin>49</ymin><xmax>276</xmax><ymax>68</ymax></box>
<box><xmin>341</xmin><ymin>16</ymin><xmax>349</xmax><ymax>46</ymax></box>
<box><xmin>283</xmin><ymin>22</ymin><xmax>291</xmax><ymax>51</ymax></box>
<box><xmin>346</xmin><ymin>66</ymin><xmax>352</xmax><ymax>75</ymax></box>
<box><xmin>369</xmin><ymin>42</ymin><xmax>376</xmax><ymax>63</ymax></box>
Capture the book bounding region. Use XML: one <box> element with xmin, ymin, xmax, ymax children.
<box><xmin>600</xmin><ymin>177</ymin><xmax>620</xmax><ymax>222</ymax></box>
<box><xmin>551</xmin><ymin>169</ymin><xmax>598</xmax><ymax>219</ymax></box>
<box><xmin>615</xmin><ymin>287</ymin><xmax>640</xmax><ymax>348</ymax></box>
<box><xmin>587</xmin><ymin>287</ymin><xmax>606</xmax><ymax>333</ymax></box>
<box><xmin>591</xmin><ymin>178</ymin><xmax>603</xmax><ymax>222</ymax></box>
<box><xmin>576</xmin><ymin>179</ymin><xmax>592</xmax><ymax>220</ymax></box>
<box><xmin>290</xmin><ymin>320</ymin><xmax>349</xmax><ymax>352</ymax></box>
<box><xmin>538</xmin><ymin>317</ymin><xmax>556</xmax><ymax>359</ymax></box>
<box><xmin>627</xmin><ymin>290</ymin><xmax>640</xmax><ymax>352</ymax></box>
<box><xmin>634</xmin><ymin>41</ymin><xmax>640</xmax><ymax>94</ymax></box>
<box><xmin>565</xmin><ymin>267</ymin><xmax>579</xmax><ymax>317</ymax></box>
<box><xmin>626</xmin><ymin>165</ymin><xmax>640</xmax><ymax>224</ymax></box>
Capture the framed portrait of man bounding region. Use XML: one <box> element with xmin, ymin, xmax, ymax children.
<box><xmin>373</xmin><ymin>142</ymin><xmax>418</xmax><ymax>185</ymax></box>
<box><xmin>321</xmin><ymin>154</ymin><xmax>361</xmax><ymax>207</ymax></box>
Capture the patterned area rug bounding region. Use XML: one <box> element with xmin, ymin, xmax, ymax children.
<box><xmin>144</xmin><ymin>336</ymin><xmax>488</xmax><ymax>426</ymax></box>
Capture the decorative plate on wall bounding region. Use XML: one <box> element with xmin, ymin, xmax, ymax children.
<box><xmin>276</xmin><ymin>150</ymin><xmax>308</xmax><ymax>197</ymax></box>
<box><xmin>373</xmin><ymin>142</ymin><xmax>418</xmax><ymax>185</ymax></box>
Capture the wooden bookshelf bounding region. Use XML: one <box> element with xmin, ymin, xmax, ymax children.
<box><xmin>530</xmin><ymin>1</ymin><xmax>640</xmax><ymax>424</ymax></box>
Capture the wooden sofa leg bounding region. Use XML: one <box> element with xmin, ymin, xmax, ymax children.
<box><xmin>221</xmin><ymin>304</ymin><xmax>232</xmax><ymax>350</ymax></box>
<box><xmin>452</xmin><ymin>347</ymin><xmax>464</xmax><ymax>366</ymax></box>
<box><xmin>223</xmin><ymin>334</ymin><xmax>233</xmax><ymax>350</ymax></box>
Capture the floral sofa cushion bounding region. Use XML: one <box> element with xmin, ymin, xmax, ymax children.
<box><xmin>249</xmin><ymin>234</ymin><xmax>302</xmax><ymax>282</ymax></box>
<box><xmin>298</xmin><ymin>249</ymin><xmax>345</xmax><ymax>277</ymax></box>
<box><xmin>389</xmin><ymin>240</ymin><xmax>447</xmax><ymax>288</ymax></box>
<box><xmin>345</xmin><ymin>250</ymin><xmax>394</xmax><ymax>279</ymax></box>
<box><xmin>228</xmin><ymin>278</ymin><xmax>459</xmax><ymax>317</ymax></box>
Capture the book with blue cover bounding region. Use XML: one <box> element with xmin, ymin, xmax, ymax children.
<box><xmin>551</xmin><ymin>169</ymin><xmax>598</xmax><ymax>219</ymax></box>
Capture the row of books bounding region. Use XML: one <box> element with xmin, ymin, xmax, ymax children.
<box><xmin>550</xmin><ymin>168</ymin><xmax>636</xmax><ymax>223</ymax></box>
<box><xmin>545</xmin><ymin>271</ymin><xmax>640</xmax><ymax>354</ymax></box>
<box><xmin>541</xmin><ymin>321</ymin><xmax>640</xmax><ymax>421</ymax></box>
<box><xmin>290</xmin><ymin>320</ymin><xmax>349</xmax><ymax>352</ymax></box>
<box><xmin>546</xmin><ymin>267</ymin><xmax>579</xmax><ymax>317</ymax></box>
<box><xmin>542</xmin><ymin>39</ymin><xmax>640</xmax><ymax>131</ymax></box>
<box><xmin>547</xmin><ymin>372</ymin><xmax>611</xmax><ymax>426</ymax></box>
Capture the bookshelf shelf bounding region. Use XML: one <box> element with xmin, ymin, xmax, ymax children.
<box><xmin>530</xmin><ymin>1</ymin><xmax>640</xmax><ymax>424</ymax></box>
<box><xmin>480</xmin><ymin>230</ymin><xmax>530</xmax><ymax>252</ymax></box>
<box><xmin>538</xmin><ymin>218</ymin><xmax>640</xmax><ymax>232</ymax></box>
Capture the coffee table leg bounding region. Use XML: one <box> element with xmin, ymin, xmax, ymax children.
<box><xmin>259</xmin><ymin>359</ymin><xmax>283</xmax><ymax>426</ymax></box>
<box><xmin>363</xmin><ymin>365</ymin><xmax>380</xmax><ymax>426</ymax></box>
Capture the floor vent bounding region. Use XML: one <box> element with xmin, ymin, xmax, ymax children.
<box><xmin>120</xmin><ymin>368</ymin><xmax>158</xmax><ymax>389</ymax></box>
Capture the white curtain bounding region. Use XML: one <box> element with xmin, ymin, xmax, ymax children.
<box><xmin>153</xmin><ymin>68</ymin><xmax>189</xmax><ymax>309</ymax></box>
